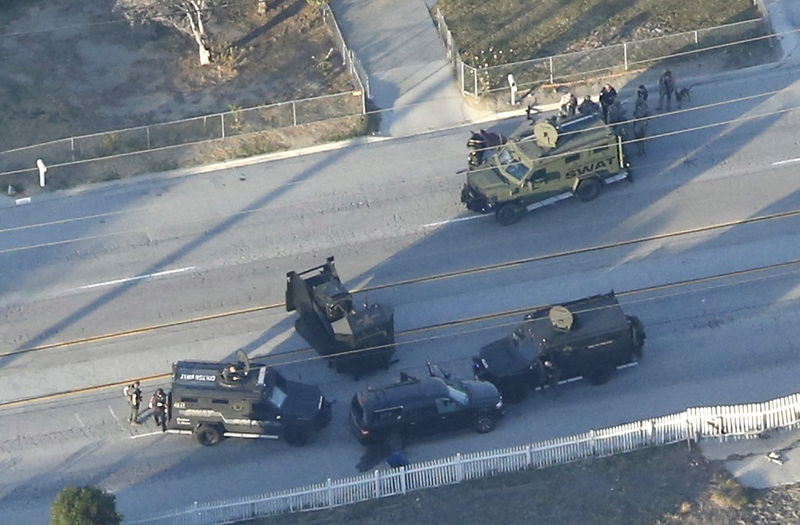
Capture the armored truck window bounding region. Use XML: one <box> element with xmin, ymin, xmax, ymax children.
<box><xmin>268</xmin><ymin>384</ymin><xmax>288</xmax><ymax>409</ymax></box>
<box><xmin>592</xmin><ymin>146</ymin><xmax>609</xmax><ymax>154</ymax></box>
<box><xmin>497</xmin><ymin>149</ymin><xmax>528</xmax><ymax>181</ymax></box>
<box><xmin>211</xmin><ymin>399</ymin><xmax>228</xmax><ymax>405</ymax></box>
<box><xmin>564</xmin><ymin>154</ymin><xmax>580</xmax><ymax>163</ymax></box>
<box><xmin>374</xmin><ymin>407</ymin><xmax>402</xmax><ymax>424</ymax></box>
<box><xmin>445</xmin><ymin>384</ymin><xmax>469</xmax><ymax>405</ymax></box>
<box><xmin>180</xmin><ymin>397</ymin><xmax>198</xmax><ymax>403</ymax></box>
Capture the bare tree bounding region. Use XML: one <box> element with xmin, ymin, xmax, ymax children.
<box><xmin>115</xmin><ymin>0</ymin><xmax>220</xmax><ymax>65</ymax></box>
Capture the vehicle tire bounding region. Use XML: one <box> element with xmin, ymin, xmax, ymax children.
<box><xmin>503</xmin><ymin>384</ymin><xmax>527</xmax><ymax>404</ymax></box>
<box><xmin>284</xmin><ymin>425</ymin><xmax>310</xmax><ymax>447</ymax></box>
<box><xmin>385</xmin><ymin>432</ymin><xmax>404</xmax><ymax>453</ymax></box>
<box><xmin>575</xmin><ymin>178</ymin><xmax>602</xmax><ymax>202</ymax></box>
<box><xmin>473</xmin><ymin>413</ymin><xmax>497</xmax><ymax>434</ymax></box>
<box><xmin>495</xmin><ymin>203</ymin><xmax>524</xmax><ymax>226</ymax></box>
<box><xmin>194</xmin><ymin>424</ymin><xmax>222</xmax><ymax>447</ymax></box>
<box><xmin>587</xmin><ymin>363</ymin><xmax>614</xmax><ymax>386</ymax></box>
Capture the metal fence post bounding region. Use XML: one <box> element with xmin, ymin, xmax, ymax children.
<box><xmin>623</xmin><ymin>42</ymin><xmax>628</xmax><ymax>70</ymax></box>
<box><xmin>460</xmin><ymin>60</ymin><xmax>465</xmax><ymax>94</ymax></box>
<box><xmin>473</xmin><ymin>67</ymin><xmax>478</xmax><ymax>99</ymax></box>
<box><xmin>326</xmin><ymin>478</ymin><xmax>333</xmax><ymax>509</ymax></box>
<box><xmin>70</xmin><ymin>137</ymin><xmax>75</xmax><ymax>161</ymax></box>
<box><xmin>220</xmin><ymin>114</ymin><xmax>225</xmax><ymax>139</ymax></box>
<box><xmin>455</xmin><ymin>453</ymin><xmax>464</xmax><ymax>481</ymax></box>
<box><xmin>589</xmin><ymin>430</ymin><xmax>596</xmax><ymax>456</ymax></box>
<box><xmin>374</xmin><ymin>470</ymin><xmax>381</xmax><ymax>498</ymax></box>
<box><xmin>400</xmin><ymin>466</ymin><xmax>407</xmax><ymax>494</ymax></box>
<box><xmin>549</xmin><ymin>56</ymin><xmax>554</xmax><ymax>84</ymax></box>
<box><xmin>694</xmin><ymin>30</ymin><xmax>699</xmax><ymax>44</ymax></box>
<box><xmin>146</xmin><ymin>127</ymin><xmax>151</xmax><ymax>150</ymax></box>
<box><xmin>292</xmin><ymin>101</ymin><xmax>297</xmax><ymax>126</ymax></box>
<box><xmin>525</xmin><ymin>444</ymin><xmax>533</xmax><ymax>467</ymax></box>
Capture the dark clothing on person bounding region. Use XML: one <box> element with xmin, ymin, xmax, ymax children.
<box><xmin>636</xmin><ymin>85</ymin><xmax>648</xmax><ymax>102</ymax></box>
<box><xmin>658</xmin><ymin>71</ymin><xmax>676</xmax><ymax>111</ymax></box>
<box><xmin>150</xmin><ymin>390</ymin><xmax>168</xmax><ymax>432</ymax></box>
<box><xmin>578</xmin><ymin>97</ymin><xmax>599</xmax><ymax>115</ymax></box>
<box><xmin>599</xmin><ymin>85</ymin><xmax>617</xmax><ymax>123</ymax></box>
<box><xmin>124</xmin><ymin>383</ymin><xmax>142</xmax><ymax>424</ymax></box>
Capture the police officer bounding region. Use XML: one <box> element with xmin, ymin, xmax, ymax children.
<box><xmin>657</xmin><ymin>70</ymin><xmax>676</xmax><ymax>111</ymax></box>
<box><xmin>123</xmin><ymin>380</ymin><xmax>142</xmax><ymax>425</ymax></box>
<box><xmin>599</xmin><ymin>84</ymin><xmax>617</xmax><ymax>123</ymax></box>
<box><xmin>149</xmin><ymin>388</ymin><xmax>169</xmax><ymax>432</ymax></box>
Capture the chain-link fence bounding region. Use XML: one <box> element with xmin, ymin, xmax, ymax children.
<box><xmin>0</xmin><ymin>92</ymin><xmax>363</xmax><ymax>178</ymax></box>
<box><xmin>442</xmin><ymin>18</ymin><xmax>773</xmax><ymax>98</ymax></box>
<box><xmin>323</xmin><ymin>4</ymin><xmax>370</xmax><ymax>100</ymax></box>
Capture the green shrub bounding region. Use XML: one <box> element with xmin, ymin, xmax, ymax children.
<box><xmin>51</xmin><ymin>485</ymin><xmax>122</xmax><ymax>525</ymax></box>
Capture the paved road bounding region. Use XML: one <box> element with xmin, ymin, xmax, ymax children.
<box><xmin>3</xmin><ymin>63</ymin><xmax>800</xmax><ymax>522</ymax></box>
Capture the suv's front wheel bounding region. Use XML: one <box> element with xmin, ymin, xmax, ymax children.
<box><xmin>195</xmin><ymin>424</ymin><xmax>222</xmax><ymax>446</ymax></box>
<box><xmin>473</xmin><ymin>413</ymin><xmax>497</xmax><ymax>434</ymax></box>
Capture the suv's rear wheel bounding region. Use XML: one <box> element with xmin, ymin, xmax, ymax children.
<box><xmin>194</xmin><ymin>424</ymin><xmax>222</xmax><ymax>446</ymax></box>
<box><xmin>284</xmin><ymin>425</ymin><xmax>310</xmax><ymax>447</ymax></box>
<box><xmin>473</xmin><ymin>413</ymin><xmax>497</xmax><ymax>434</ymax></box>
<box><xmin>587</xmin><ymin>363</ymin><xmax>614</xmax><ymax>386</ymax></box>
<box><xmin>575</xmin><ymin>178</ymin><xmax>602</xmax><ymax>202</ymax></box>
<box><xmin>496</xmin><ymin>203</ymin><xmax>524</xmax><ymax>226</ymax></box>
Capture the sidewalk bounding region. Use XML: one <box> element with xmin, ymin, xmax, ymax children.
<box><xmin>330</xmin><ymin>0</ymin><xmax>489</xmax><ymax>137</ymax></box>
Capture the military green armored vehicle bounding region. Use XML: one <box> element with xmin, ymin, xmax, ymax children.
<box><xmin>460</xmin><ymin>113</ymin><xmax>631</xmax><ymax>225</ymax></box>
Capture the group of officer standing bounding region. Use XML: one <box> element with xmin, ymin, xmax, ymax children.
<box><xmin>123</xmin><ymin>381</ymin><xmax>169</xmax><ymax>432</ymax></box>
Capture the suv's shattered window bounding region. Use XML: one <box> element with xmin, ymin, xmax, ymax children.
<box><xmin>445</xmin><ymin>383</ymin><xmax>469</xmax><ymax>405</ymax></box>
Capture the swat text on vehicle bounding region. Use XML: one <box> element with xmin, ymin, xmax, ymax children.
<box><xmin>167</xmin><ymin>356</ymin><xmax>331</xmax><ymax>446</ymax></box>
<box><xmin>472</xmin><ymin>292</ymin><xmax>645</xmax><ymax>402</ymax></box>
<box><xmin>460</xmin><ymin>113</ymin><xmax>631</xmax><ymax>225</ymax></box>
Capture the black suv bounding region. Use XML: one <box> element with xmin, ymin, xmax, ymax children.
<box><xmin>168</xmin><ymin>357</ymin><xmax>331</xmax><ymax>447</ymax></box>
<box><xmin>349</xmin><ymin>363</ymin><xmax>504</xmax><ymax>449</ymax></box>
<box><xmin>473</xmin><ymin>291</ymin><xmax>645</xmax><ymax>402</ymax></box>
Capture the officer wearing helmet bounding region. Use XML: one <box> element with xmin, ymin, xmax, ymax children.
<box><xmin>149</xmin><ymin>388</ymin><xmax>169</xmax><ymax>432</ymax></box>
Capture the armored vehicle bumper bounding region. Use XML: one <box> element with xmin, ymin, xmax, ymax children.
<box><xmin>461</xmin><ymin>184</ymin><xmax>492</xmax><ymax>214</ymax></box>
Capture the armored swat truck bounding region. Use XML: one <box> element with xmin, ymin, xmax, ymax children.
<box><xmin>472</xmin><ymin>292</ymin><xmax>645</xmax><ymax>402</ymax></box>
<box><xmin>460</xmin><ymin>112</ymin><xmax>631</xmax><ymax>225</ymax></box>
<box><xmin>286</xmin><ymin>257</ymin><xmax>396</xmax><ymax>378</ymax></box>
<box><xmin>167</xmin><ymin>355</ymin><xmax>331</xmax><ymax>446</ymax></box>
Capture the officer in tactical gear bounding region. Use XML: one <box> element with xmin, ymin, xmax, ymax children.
<box><xmin>124</xmin><ymin>380</ymin><xmax>142</xmax><ymax>425</ymax></box>
<box><xmin>149</xmin><ymin>388</ymin><xmax>169</xmax><ymax>432</ymax></box>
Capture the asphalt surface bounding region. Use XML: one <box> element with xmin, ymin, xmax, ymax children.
<box><xmin>5</xmin><ymin>1</ymin><xmax>800</xmax><ymax>523</ymax></box>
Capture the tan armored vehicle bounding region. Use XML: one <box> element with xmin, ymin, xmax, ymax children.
<box><xmin>460</xmin><ymin>113</ymin><xmax>631</xmax><ymax>225</ymax></box>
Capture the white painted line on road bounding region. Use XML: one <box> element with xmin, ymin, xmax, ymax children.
<box><xmin>130</xmin><ymin>431</ymin><xmax>165</xmax><ymax>439</ymax></box>
<box><xmin>77</xmin><ymin>266</ymin><xmax>196</xmax><ymax>291</ymax></box>
<box><xmin>74</xmin><ymin>413</ymin><xmax>91</xmax><ymax>439</ymax></box>
<box><xmin>422</xmin><ymin>215</ymin><xmax>487</xmax><ymax>228</ymax></box>
<box><xmin>108</xmin><ymin>405</ymin><xmax>127</xmax><ymax>432</ymax></box>
<box><xmin>772</xmin><ymin>157</ymin><xmax>800</xmax><ymax>166</ymax></box>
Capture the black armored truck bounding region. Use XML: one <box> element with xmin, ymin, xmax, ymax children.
<box><xmin>472</xmin><ymin>292</ymin><xmax>645</xmax><ymax>402</ymax></box>
<box><xmin>461</xmin><ymin>112</ymin><xmax>631</xmax><ymax>225</ymax></box>
<box><xmin>286</xmin><ymin>256</ymin><xmax>395</xmax><ymax>378</ymax></box>
<box><xmin>167</xmin><ymin>355</ymin><xmax>331</xmax><ymax>447</ymax></box>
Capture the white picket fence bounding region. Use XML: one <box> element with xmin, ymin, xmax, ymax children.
<box><xmin>127</xmin><ymin>392</ymin><xmax>800</xmax><ymax>524</ymax></box>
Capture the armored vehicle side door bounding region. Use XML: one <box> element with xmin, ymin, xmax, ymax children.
<box><xmin>251</xmin><ymin>399</ymin><xmax>284</xmax><ymax>435</ymax></box>
<box><xmin>524</xmin><ymin>167</ymin><xmax>564</xmax><ymax>202</ymax></box>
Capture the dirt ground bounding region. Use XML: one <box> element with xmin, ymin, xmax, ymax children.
<box><xmin>437</xmin><ymin>0</ymin><xmax>762</xmax><ymax>64</ymax></box>
<box><xmin>0</xmin><ymin>0</ymin><xmax>355</xmax><ymax>151</ymax></box>
<box><xmin>247</xmin><ymin>444</ymin><xmax>800</xmax><ymax>525</ymax></box>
